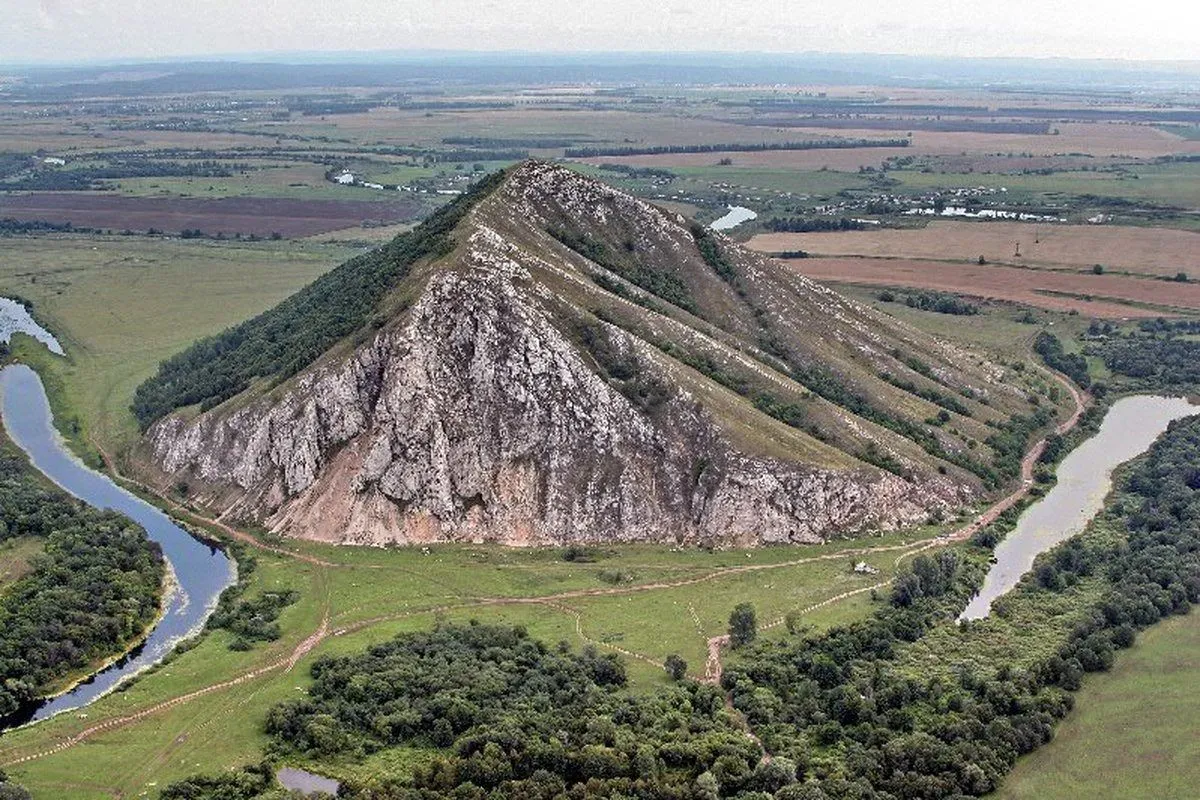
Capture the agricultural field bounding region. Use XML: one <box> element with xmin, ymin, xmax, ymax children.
<box><xmin>785</xmin><ymin>257</ymin><xmax>1200</xmax><ymax>317</ymax></box>
<box><xmin>0</xmin><ymin>193</ymin><xmax>425</xmax><ymax>238</ymax></box>
<box><xmin>748</xmin><ymin>221</ymin><xmax>1200</xmax><ymax>279</ymax></box>
<box><xmin>997</xmin><ymin>611</ymin><xmax>1200</xmax><ymax>799</ymax></box>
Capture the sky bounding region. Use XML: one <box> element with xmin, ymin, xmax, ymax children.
<box><xmin>2</xmin><ymin>0</ymin><xmax>1198</xmax><ymax>65</ymax></box>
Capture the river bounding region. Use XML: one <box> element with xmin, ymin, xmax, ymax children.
<box><xmin>0</xmin><ymin>364</ymin><xmax>235</xmax><ymax>727</ymax></box>
<box><xmin>960</xmin><ymin>395</ymin><xmax>1199</xmax><ymax>621</ymax></box>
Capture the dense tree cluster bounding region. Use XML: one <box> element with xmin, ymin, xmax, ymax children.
<box><xmin>1091</xmin><ymin>329</ymin><xmax>1200</xmax><ymax>387</ymax></box>
<box><xmin>689</xmin><ymin>225</ymin><xmax>737</xmax><ymax>284</ymax></box>
<box><xmin>132</xmin><ymin>168</ymin><xmax>509</xmax><ymax>427</ymax></box>
<box><xmin>983</xmin><ymin>407</ymin><xmax>1055</xmax><ymax>482</ymax></box>
<box><xmin>444</xmin><ymin>136</ymin><xmax>578</xmax><ymax>149</ymax></box>
<box><xmin>0</xmin><ymin>443</ymin><xmax>163</xmax><ymax>719</ymax></box>
<box><xmin>0</xmin><ymin>218</ymin><xmax>98</xmax><ymax>236</ymax></box>
<box><xmin>264</xmin><ymin>623</ymin><xmax>761</xmax><ymax>798</ymax></box>
<box><xmin>159</xmin><ymin>763</ymin><xmax>274</xmax><ymax>800</ymax></box>
<box><xmin>207</xmin><ymin>587</ymin><xmax>298</xmax><ymax>651</ymax></box>
<box><xmin>597</xmin><ymin>164</ymin><xmax>676</xmax><ymax>181</ymax></box>
<box><xmin>879</xmin><ymin>290</ymin><xmax>978</xmax><ymax>316</ymax></box>
<box><xmin>717</xmin><ymin>550</ymin><xmax>1079</xmax><ymax>800</ymax></box>
<box><xmin>1033</xmin><ymin>332</ymin><xmax>1090</xmax><ymax>389</ymax></box>
<box><xmin>1</xmin><ymin>159</ymin><xmax>236</xmax><ymax>191</ymax></box>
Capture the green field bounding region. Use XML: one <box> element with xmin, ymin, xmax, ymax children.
<box><xmin>997</xmin><ymin>610</ymin><xmax>1200</xmax><ymax>799</ymax></box>
<box><xmin>0</xmin><ymin>529</ymin><xmax>940</xmax><ymax>797</ymax></box>
<box><xmin>890</xmin><ymin>161</ymin><xmax>1200</xmax><ymax>209</ymax></box>
<box><xmin>0</xmin><ymin>235</ymin><xmax>355</xmax><ymax>457</ymax></box>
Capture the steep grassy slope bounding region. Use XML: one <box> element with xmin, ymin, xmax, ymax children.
<box><xmin>137</xmin><ymin>162</ymin><xmax>1050</xmax><ymax>546</ymax></box>
<box><xmin>496</xmin><ymin>163</ymin><xmax>1039</xmax><ymax>486</ymax></box>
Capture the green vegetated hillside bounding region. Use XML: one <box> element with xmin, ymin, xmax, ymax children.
<box><xmin>0</xmin><ymin>431</ymin><xmax>163</xmax><ymax>722</ymax></box>
<box><xmin>134</xmin><ymin>162</ymin><xmax>1056</xmax><ymax>494</ymax></box>
<box><xmin>503</xmin><ymin>164</ymin><xmax>1050</xmax><ymax>487</ymax></box>
<box><xmin>130</xmin><ymin>170</ymin><xmax>508</xmax><ymax>427</ymax></box>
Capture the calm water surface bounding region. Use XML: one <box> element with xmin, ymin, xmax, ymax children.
<box><xmin>960</xmin><ymin>395</ymin><xmax>1199</xmax><ymax>621</ymax></box>
<box><xmin>0</xmin><ymin>298</ymin><xmax>63</xmax><ymax>355</ymax></box>
<box><xmin>710</xmin><ymin>205</ymin><xmax>757</xmax><ymax>231</ymax></box>
<box><xmin>277</xmin><ymin>767</ymin><xmax>341</xmax><ymax>796</ymax></box>
<box><xmin>0</xmin><ymin>364</ymin><xmax>235</xmax><ymax>727</ymax></box>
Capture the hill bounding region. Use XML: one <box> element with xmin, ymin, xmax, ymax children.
<box><xmin>136</xmin><ymin>161</ymin><xmax>1041</xmax><ymax>546</ymax></box>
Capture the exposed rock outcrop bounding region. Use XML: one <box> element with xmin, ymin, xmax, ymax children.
<box><xmin>142</xmin><ymin>162</ymin><xmax>1028</xmax><ymax>546</ymax></box>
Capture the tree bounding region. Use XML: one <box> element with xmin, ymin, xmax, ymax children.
<box><xmin>1092</xmin><ymin>264</ymin><xmax>1104</xmax><ymax>274</ymax></box>
<box><xmin>664</xmin><ymin>653</ymin><xmax>688</xmax><ymax>681</ymax></box>
<box><xmin>0</xmin><ymin>773</ymin><xmax>31</xmax><ymax>800</ymax></box>
<box><xmin>729</xmin><ymin>603</ymin><xmax>757</xmax><ymax>647</ymax></box>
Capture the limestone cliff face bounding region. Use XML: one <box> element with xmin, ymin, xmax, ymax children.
<box><xmin>143</xmin><ymin>162</ymin><xmax>993</xmax><ymax>546</ymax></box>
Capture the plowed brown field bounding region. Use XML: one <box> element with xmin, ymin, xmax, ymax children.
<box><xmin>0</xmin><ymin>193</ymin><xmax>422</xmax><ymax>237</ymax></box>
<box><xmin>786</xmin><ymin>256</ymin><xmax>1200</xmax><ymax>317</ymax></box>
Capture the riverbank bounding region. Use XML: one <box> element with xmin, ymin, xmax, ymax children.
<box><xmin>15</xmin><ymin>561</ymin><xmax>179</xmax><ymax>730</ymax></box>
<box><xmin>961</xmin><ymin>393</ymin><xmax>1198</xmax><ymax>620</ymax></box>
<box><xmin>0</xmin><ymin>365</ymin><xmax>235</xmax><ymax>725</ymax></box>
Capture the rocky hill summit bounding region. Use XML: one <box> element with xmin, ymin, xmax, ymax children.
<box><xmin>137</xmin><ymin>161</ymin><xmax>1038</xmax><ymax>546</ymax></box>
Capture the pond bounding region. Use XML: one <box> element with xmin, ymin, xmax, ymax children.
<box><xmin>277</xmin><ymin>766</ymin><xmax>341</xmax><ymax>796</ymax></box>
<box><xmin>0</xmin><ymin>297</ymin><xmax>63</xmax><ymax>355</ymax></box>
<box><xmin>709</xmin><ymin>205</ymin><xmax>757</xmax><ymax>231</ymax></box>
<box><xmin>959</xmin><ymin>395</ymin><xmax>1199</xmax><ymax>621</ymax></box>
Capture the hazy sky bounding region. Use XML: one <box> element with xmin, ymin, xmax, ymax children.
<box><xmin>3</xmin><ymin>0</ymin><xmax>1198</xmax><ymax>64</ymax></box>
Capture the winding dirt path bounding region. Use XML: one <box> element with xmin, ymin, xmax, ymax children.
<box><xmin>89</xmin><ymin>437</ymin><xmax>336</xmax><ymax>568</ymax></box>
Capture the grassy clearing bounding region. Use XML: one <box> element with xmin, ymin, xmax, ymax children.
<box><xmin>1156</xmin><ymin>124</ymin><xmax>1200</xmax><ymax>141</ymax></box>
<box><xmin>0</xmin><ymin>536</ymin><xmax>41</xmax><ymax>594</ymax></box>
<box><xmin>996</xmin><ymin>610</ymin><xmax>1200</xmax><ymax>800</ymax></box>
<box><xmin>832</xmin><ymin>283</ymin><xmax>1096</xmax><ymax>373</ymax></box>
<box><xmin>0</xmin><ymin>235</ymin><xmax>354</xmax><ymax>456</ymax></box>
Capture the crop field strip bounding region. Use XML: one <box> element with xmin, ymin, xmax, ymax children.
<box><xmin>784</xmin><ymin>257</ymin><xmax>1200</xmax><ymax>317</ymax></box>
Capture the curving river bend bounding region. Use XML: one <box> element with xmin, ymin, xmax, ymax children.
<box><xmin>960</xmin><ymin>394</ymin><xmax>1199</xmax><ymax>621</ymax></box>
<box><xmin>0</xmin><ymin>364</ymin><xmax>234</xmax><ymax>728</ymax></box>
